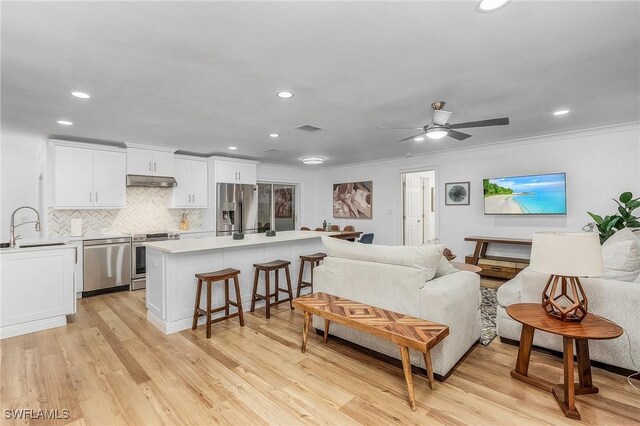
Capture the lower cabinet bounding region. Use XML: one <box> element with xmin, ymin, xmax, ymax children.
<box><xmin>0</xmin><ymin>247</ymin><xmax>76</xmax><ymax>339</ymax></box>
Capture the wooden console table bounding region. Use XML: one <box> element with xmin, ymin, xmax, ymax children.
<box><xmin>292</xmin><ymin>292</ymin><xmax>449</xmax><ymax>411</ymax></box>
<box><xmin>464</xmin><ymin>236</ymin><xmax>532</xmax><ymax>279</ymax></box>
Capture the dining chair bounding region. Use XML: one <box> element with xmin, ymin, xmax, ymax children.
<box><xmin>343</xmin><ymin>225</ymin><xmax>355</xmax><ymax>232</ymax></box>
<box><xmin>330</xmin><ymin>224</ymin><xmax>340</xmax><ymax>231</ymax></box>
<box><xmin>358</xmin><ymin>233</ymin><xmax>374</xmax><ymax>244</ymax></box>
<box><xmin>300</xmin><ymin>227</ymin><xmax>311</xmax><ymax>231</ymax></box>
<box><xmin>315</xmin><ymin>228</ymin><xmax>325</xmax><ymax>231</ymax></box>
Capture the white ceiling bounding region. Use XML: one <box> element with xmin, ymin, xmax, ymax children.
<box><xmin>2</xmin><ymin>1</ymin><xmax>639</xmax><ymax>166</ymax></box>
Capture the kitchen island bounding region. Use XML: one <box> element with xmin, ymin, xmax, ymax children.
<box><xmin>144</xmin><ymin>231</ymin><xmax>335</xmax><ymax>334</ymax></box>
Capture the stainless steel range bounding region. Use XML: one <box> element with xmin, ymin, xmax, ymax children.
<box><xmin>131</xmin><ymin>231</ymin><xmax>180</xmax><ymax>290</ymax></box>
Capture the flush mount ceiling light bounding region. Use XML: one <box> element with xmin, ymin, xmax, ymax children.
<box><xmin>475</xmin><ymin>0</ymin><xmax>511</xmax><ymax>13</ymax></box>
<box><xmin>276</xmin><ymin>91</ymin><xmax>294</xmax><ymax>99</ymax></box>
<box><xmin>301</xmin><ymin>156</ymin><xmax>324</xmax><ymax>165</ymax></box>
<box><xmin>57</xmin><ymin>120</ymin><xmax>73</xmax><ymax>126</ymax></box>
<box><xmin>228</xmin><ymin>146</ymin><xmax>237</xmax><ymax>150</ymax></box>
<box><xmin>269</xmin><ymin>133</ymin><xmax>279</xmax><ymax>138</ymax></box>
<box><xmin>71</xmin><ymin>91</ymin><xmax>91</xmax><ymax>99</ymax></box>
<box><xmin>414</xmin><ymin>136</ymin><xmax>425</xmax><ymax>142</ymax></box>
<box><xmin>553</xmin><ymin>109</ymin><xmax>570</xmax><ymax>116</ymax></box>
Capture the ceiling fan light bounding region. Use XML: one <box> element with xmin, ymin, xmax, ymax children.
<box><xmin>476</xmin><ymin>0</ymin><xmax>511</xmax><ymax>13</ymax></box>
<box><xmin>302</xmin><ymin>156</ymin><xmax>324</xmax><ymax>165</ymax></box>
<box><xmin>426</xmin><ymin>128</ymin><xmax>448</xmax><ymax>140</ymax></box>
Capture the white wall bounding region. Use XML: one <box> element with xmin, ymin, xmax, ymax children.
<box><xmin>311</xmin><ymin>123</ymin><xmax>640</xmax><ymax>259</ymax></box>
<box><xmin>0</xmin><ymin>130</ymin><xmax>46</xmax><ymax>241</ymax></box>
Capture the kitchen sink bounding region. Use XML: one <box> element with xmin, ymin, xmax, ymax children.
<box><xmin>18</xmin><ymin>242</ymin><xmax>66</xmax><ymax>248</ymax></box>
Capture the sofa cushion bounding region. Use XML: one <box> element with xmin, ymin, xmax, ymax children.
<box><xmin>321</xmin><ymin>235</ymin><xmax>442</xmax><ymax>281</ymax></box>
<box><xmin>496</xmin><ymin>273</ymin><xmax>523</xmax><ymax>307</ymax></box>
<box><xmin>602</xmin><ymin>228</ymin><xmax>640</xmax><ymax>282</ymax></box>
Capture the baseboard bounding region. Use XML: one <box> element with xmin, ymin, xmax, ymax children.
<box><xmin>499</xmin><ymin>337</ymin><xmax>640</xmax><ymax>380</ymax></box>
<box><xmin>314</xmin><ymin>328</ymin><xmax>478</xmax><ymax>382</ymax></box>
<box><xmin>0</xmin><ymin>315</ymin><xmax>67</xmax><ymax>339</ymax></box>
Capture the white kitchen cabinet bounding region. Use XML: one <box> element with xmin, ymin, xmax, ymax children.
<box><xmin>215</xmin><ymin>159</ymin><xmax>257</xmax><ymax>184</ymax></box>
<box><xmin>1</xmin><ymin>246</ymin><xmax>76</xmax><ymax>339</ymax></box>
<box><xmin>94</xmin><ymin>150</ymin><xmax>127</xmax><ymax>207</ymax></box>
<box><xmin>127</xmin><ymin>147</ymin><xmax>174</xmax><ymax>177</ymax></box>
<box><xmin>52</xmin><ymin>142</ymin><xmax>126</xmax><ymax>209</ymax></box>
<box><xmin>171</xmin><ymin>156</ymin><xmax>208</xmax><ymax>208</ymax></box>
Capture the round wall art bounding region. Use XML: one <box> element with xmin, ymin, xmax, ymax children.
<box><xmin>445</xmin><ymin>181</ymin><xmax>470</xmax><ymax>205</ymax></box>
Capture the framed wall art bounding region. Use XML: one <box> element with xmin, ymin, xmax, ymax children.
<box><xmin>445</xmin><ymin>181</ymin><xmax>470</xmax><ymax>206</ymax></box>
<box><xmin>333</xmin><ymin>181</ymin><xmax>372</xmax><ymax>218</ymax></box>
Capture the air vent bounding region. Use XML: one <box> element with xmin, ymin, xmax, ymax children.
<box><xmin>295</xmin><ymin>124</ymin><xmax>323</xmax><ymax>132</ymax></box>
<box><xmin>264</xmin><ymin>148</ymin><xmax>281</xmax><ymax>154</ymax></box>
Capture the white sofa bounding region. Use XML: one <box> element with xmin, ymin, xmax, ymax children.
<box><xmin>313</xmin><ymin>237</ymin><xmax>481</xmax><ymax>379</ymax></box>
<box><xmin>497</xmin><ymin>228</ymin><xmax>640</xmax><ymax>372</ymax></box>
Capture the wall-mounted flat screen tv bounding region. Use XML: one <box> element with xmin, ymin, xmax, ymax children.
<box><xmin>483</xmin><ymin>173</ymin><xmax>567</xmax><ymax>215</ymax></box>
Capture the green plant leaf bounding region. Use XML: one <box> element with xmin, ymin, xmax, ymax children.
<box><xmin>626</xmin><ymin>220</ymin><xmax>640</xmax><ymax>228</ymax></box>
<box><xmin>620</xmin><ymin>192</ymin><xmax>633</xmax><ymax>203</ymax></box>
<box><xmin>619</xmin><ymin>206</ymin><xmax>630</xmax><ymax>218</ymax></box>
<box><xmin>605</xmin><ymin>217</ymin><xmax>621</xmax><ymax>232</ymax></box>
<box><xmin>587</xmin><ymin>212</ymin><xmax>603</xmax><ymax>224</ymax></box>
<box><xmin>627</xmin><ymin>200</ymin><xmax>640</xmax><ymax>211</ymax></box>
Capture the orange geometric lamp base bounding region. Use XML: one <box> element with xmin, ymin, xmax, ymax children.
<box><xmin>541</xmin><ymin>275</ymin><xmax>588</xmax><ymax>322</ymax></box>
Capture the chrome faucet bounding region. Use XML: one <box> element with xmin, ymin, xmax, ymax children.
<box><xmin>9</xmin><ymin>206</ymin><xmax>41</xmax><ymax>247</ymax></box>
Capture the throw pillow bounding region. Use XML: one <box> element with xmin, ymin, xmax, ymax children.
<box><xmin>321</xmin><ymin>235</ymin><xmax>443</xmax><ymax>281</ymax></box>
<box><xmin>434</xmin><ymin>256</ymin><xmax>459</xmax><ymax>278</ymax></box>
<box><xmin>601</xmin><ymin>228</ymin><xmax>640</xmax><ymax>282</ymax></box>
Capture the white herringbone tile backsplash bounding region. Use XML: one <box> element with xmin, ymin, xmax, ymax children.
<box><xmin>48</xmin><ymin>187</ymin><xmax>204</xmax><ymax>236</ymax></box>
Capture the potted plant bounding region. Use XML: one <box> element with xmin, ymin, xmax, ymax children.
<box><xmin>587</xmin><ymin>192</ymin><xmax>640</xmax><ymax>243</ymax></box>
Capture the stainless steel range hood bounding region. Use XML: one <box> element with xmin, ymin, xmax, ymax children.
<box><xmin>126</xmin><ymin>174</ymin><xmax>177</xmax><ymax>188</ymax></box>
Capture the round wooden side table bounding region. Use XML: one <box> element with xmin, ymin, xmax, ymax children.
<box><xmin>506</xmin><ymin>303</ymin><xmax>623</xmax><ymax>420</ymax></box>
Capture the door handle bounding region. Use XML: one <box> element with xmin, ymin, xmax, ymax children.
<box><xmin>189</xmin><ymin>194</ymin><xmax>192</xmax><ymax>203</ymax></box>
<box><xmin>192</xmin><ymin>194</ymin><xmax>195</xmax><ymax>203</ymax></box>
<box><xmin>149</xmin><ymin>161</ymin><xmax>152</xmax><ymax>172</ymax></box>
<box><xmin>89</xmin><ymin>192</ymin><xmax>92</xmax><ymax>203</ymax></box>
<box><xmin>95</xmin><ymin>192</ymin><xmax>98</xmax><ymax>203</ymax></box>
<box><xmin>154</xmin><ymin>162</ymin><xmax>157</xmax><ymax>172</ymax></box>
<box><xmin>238</xmin><ymin>172</ymin><xmax>241</xmax><ymax>181</ymax></box>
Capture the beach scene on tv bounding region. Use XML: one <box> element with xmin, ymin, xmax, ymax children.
<box><xmin>483</xmin><ymin>173</ymin><xmax>567</xmax><ymax>215</ymax></box>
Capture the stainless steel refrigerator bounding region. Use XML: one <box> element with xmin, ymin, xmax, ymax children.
<box><xmin>216</xmin><ymin>183</ymin><xmax>258</xmax><ymax>236</ymax></box>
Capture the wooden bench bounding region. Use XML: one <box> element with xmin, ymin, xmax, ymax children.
<box><xmin>292</xmin><ymin>292</ymin><xmax>449</xmax><ymax>411</ymax></box>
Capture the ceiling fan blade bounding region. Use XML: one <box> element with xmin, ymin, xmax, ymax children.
<box><xmin>377</xmin><ymin>126</ymin><xmax>424</xmax><ymax>130</ymax></box>
<box><xmin>447</xmin><ymin>130</ymin><xmax>472</xmax><ymax>141</ymax></box>
<box><xmin>450</xmin><ymin>117</ymin><xmax>510</xmax><ymax>129</ymax></box>
<box><xmin>398</xmin><ymin>132</ymin><xmax>426</xmax><ymax>142</ymax></box>
<box><xmin>433</xmin><ymin>110</ymin><xmax>452</xmax><ymax>126</ymax></box>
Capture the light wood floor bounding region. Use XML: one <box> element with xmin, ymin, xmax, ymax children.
<box><xmin>1</xmin><ymin>290</ymin><xmax>638</xmax><ymax>425</ymax></box>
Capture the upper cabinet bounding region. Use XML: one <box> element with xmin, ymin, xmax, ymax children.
<box><xmin>127</xmin><ymin>147</ymin><xmax>174</xmax><ymax>177</ymax></box>
<box><xmin>51</xmin><ymin>141</ymin><xmax>126</xmax><ymax>209</ymax></box>
<box><xmin>214</xmin><ymin>159</ymin><xmax>257</xmax><ymax>185</ymax></box>
<box><xmin>171</xmin><ymin>156</ymin><xmax>208</xmax><ymax>208</ymax></box>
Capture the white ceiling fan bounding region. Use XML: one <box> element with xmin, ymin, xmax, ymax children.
<box><xmin>378</xmin><ymin>101</ymin><xmax>510</xmax><ymax>141</ymax></box>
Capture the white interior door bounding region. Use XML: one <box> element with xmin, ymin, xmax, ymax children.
<box><xmin>421</xmin><ymin>177</ymin><xmax>431</xmax><ymax>243</ymax></box>
<box><xmin>403</xmin><ymin>174</ymin><xmax>423</xmax><ymax>245</ymax></box>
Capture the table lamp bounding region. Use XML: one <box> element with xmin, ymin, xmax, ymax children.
<box><xmin>530</xmin><ymin>232</ymin><xmax>604</xmax><ymax>322</ymax></box>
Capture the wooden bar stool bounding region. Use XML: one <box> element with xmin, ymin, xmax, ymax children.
<box><xmin>192</xmin><ymin>268</ymin><xmax>245</xmax><ymax>338</ymax></box>
<box><xmin>250</xmin><ymin>260</ymin><xmax>294</xmax><ymax>319</ymax></box>
<box><xmin>297</xmin><ymin>252</ymin><xmax>327</xmax><ymax>297</ymax></box>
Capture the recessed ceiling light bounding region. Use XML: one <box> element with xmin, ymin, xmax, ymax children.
<box><xmin>57</xmin><ymin>120</ymin><xmax>73</xmax><ymax>126</ymax></box>
<box><xmin>71</xmin><ymin>91</ymin><xmax>91</xmax><ymax>99</ymax></box>
<box><xmin>475</xmin><ymin>0</ymin><xmax>511</xmax><ymax>13</ymax></box>
<box><xmin>553</xmin><ymin>109</ymin><xmax>570</xmax><ymax>116</ymax></box>
<box><xmin>301</xmin><ymin>156</ymin><xmax>324</xmax><ymax>165</ymax></box>
<box><xmin>269</xmin><ymin>133</ymin><xmax>279</xmax><ymax>138</ymax></box>
<box><xmin>276</xmin><ymin>91</ymin><xmax>294</xmax><ymax>99</ymax></box>
<box><xmin>414</xmin><ymin>136</ymin><xmax>425</xmax><ymax>142</ymax></box>
<box><xmin>228</xmin><ymin>146</ymin><xmax>237</xmax><ymax>150</ymax></box>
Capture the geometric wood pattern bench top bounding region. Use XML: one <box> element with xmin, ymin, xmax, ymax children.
<box><xmin>292</xmin><ymin>292</ymin><xmax>449</xmax><ymax>352</ymax></box>
<box><xmin>292</xmin><ymin>292</ymin><xmax>449</xmax><ymax>411</ymax></box>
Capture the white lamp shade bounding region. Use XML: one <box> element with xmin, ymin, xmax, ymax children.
<box><xmin>530</xmin><ymin>232</ymin><xmax>604</xmax><ymax>277</ymax></box>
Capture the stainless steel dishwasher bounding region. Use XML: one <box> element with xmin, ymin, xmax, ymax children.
<box><xmin>83</xmin><ymin>237</ymin><xmax>132</xmax><ymax>297</ymax></box>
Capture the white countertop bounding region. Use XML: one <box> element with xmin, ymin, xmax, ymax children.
<box><xmin>171</xmin><ymin>229</ymin><xmax>215</xmax><ymax>235</ymax></box>
<box><xmin>0</xmin><ymin>243</ymin><xmax>76</xmax><ymax>254</ymax></box>
<box><xmin>144</xmin><ymin>230</ymin><xmax>337</xmax><ymax>254</ymax></box>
